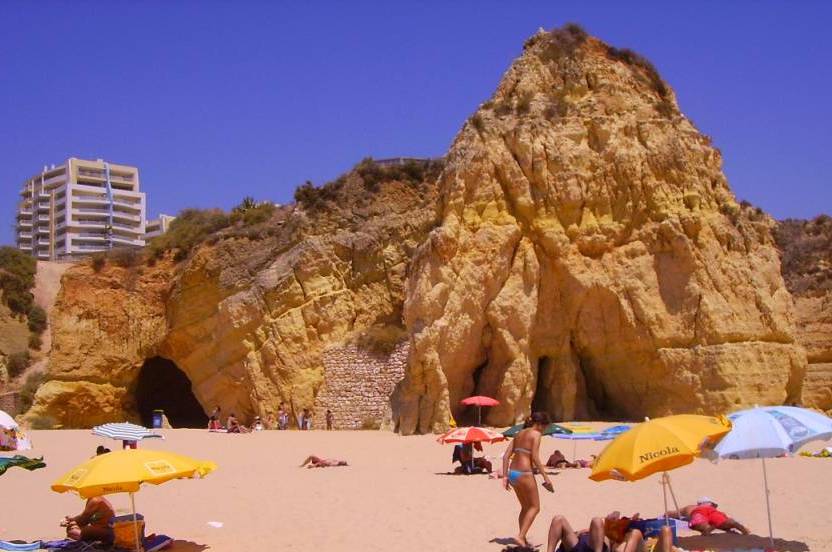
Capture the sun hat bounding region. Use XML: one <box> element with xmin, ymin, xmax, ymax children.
<box><xmin>697</xmin><ymin>497</ymin><xmax>718</xmax><ymax>507</ymax></box>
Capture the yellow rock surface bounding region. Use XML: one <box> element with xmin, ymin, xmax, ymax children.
<box><xmin>27</xmin><ymin>177</ymin><xmax>439</xmax><ymax>427</ymax></box>
<box><xmin>394</xmin><ymin>27</ymin><xmax>806</xmax><ymax>433</ymax></box>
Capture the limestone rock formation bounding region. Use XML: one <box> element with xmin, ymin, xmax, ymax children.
<box><xmin>27</xmin><ymin>170</ymin><xmax>441</xmax><ymax>427</ymax></box>
<box><xmin>394</xmin><ymin>26</ymin><xmax>806</xmax><ymax>434</ymax></box>
<box><xmin>27</xmin><ymin>25</ymin><xmax>815</xmax><ymax>431</ymax></box>
<box><xmin>775</xmin><ymin>216</ymin><xmax>832</xmax><ymax>412</ymax></box>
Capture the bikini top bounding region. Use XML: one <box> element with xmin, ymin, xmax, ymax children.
<box><xmin>514</xmin><ymin>447</ymin><xmax>532</xmax><ymax>454</ymax></box>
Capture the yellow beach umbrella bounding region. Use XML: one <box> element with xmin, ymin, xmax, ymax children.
<box><xmin>52</xmin><ymin>449</ymin><xmax>216</xmax><ymax>551</ymax></box>
<box><xmin>590</xmin><ymin>415</ymin><xmax>731</xmax><ymax>524</ymax></box>
<box><xmin>590</xmin><ymin>414</ymin><xmax>731</xmax><ymax>482</ymax></box>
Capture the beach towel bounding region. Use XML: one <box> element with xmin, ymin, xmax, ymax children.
<box><xmin>0</xmin><ymin>541</ymin><xmax>40</xmax><ymax>551</ymax></box>
<box><xmin>142</xmin><ymin>535</ymin><xmax>172</xmax><ymax>552</ymax></box>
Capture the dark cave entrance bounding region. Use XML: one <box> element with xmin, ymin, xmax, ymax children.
<box><xmin>467</xmin><ymin>361</ymin><xmax>488</xmax><ymax>426</ymax></box>
<box><xmin>531</xmin><ymin>356</ymin><xmax>551</xmax><ymax>414</ymax></box>
<box><xmin>135</xmin><ymin>357</ymin><xmax>208</xmax><ymax>428</ymax></box>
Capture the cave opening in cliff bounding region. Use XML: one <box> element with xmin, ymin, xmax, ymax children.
<box><xmin>531</xmin><ymin>356</ymin><xmax>552</xmax><ymax>414</ymax></box>
<box><xmin>136</xmin><ymin>357</ymin><xmax>208</xmax><ymax>428</ymax></box>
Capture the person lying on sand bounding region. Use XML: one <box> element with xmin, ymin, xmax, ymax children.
<box><xmin>300</xmin><ymin>455</ymin><xmax>348</xmax><ymax>468</ymax></box>
<box><xmin>666</xmin><ymin>497</ymin><xmax>749</xmax><ymax>535</ymax></box>
<box><xmin>545</xmin><ymin>512</ymin><xmax>643</xmax><ymax>552</ymax></box>
<box><xmin>546</xmin><ymin>451</ymin><xmax>596</xmax><ymax>469</ymax></box>
<box><xmin>61</xmin><ymin>496</ymin><xmax>115</xmax><ymax>542</ymax></box>
<box><xmin>546</xmin><ymin>450</ymin><xmax>576</xmax><ymax>469</ymax></box>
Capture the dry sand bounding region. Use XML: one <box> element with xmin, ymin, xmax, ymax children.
<box><xmin>2</xmin><ymin>428</ymin><xmax>830</xmax><ymax>551</ymax></box>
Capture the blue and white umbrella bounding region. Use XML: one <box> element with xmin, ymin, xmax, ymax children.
<box><xmin>713</xmin><ymin>406</ymin><xmax>832</xmax><ymax>545</ymax></box>
<box><xmin>91</xmin><ymin>422</ymin><xmax>164</xmax><ymax>443</ymax></box>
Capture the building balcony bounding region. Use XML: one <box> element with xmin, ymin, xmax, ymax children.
<box><xmin>73</xmin><ymin>183</ymin><xmax>142</xmax><ymax>198</ymax></box>
<box><xmin>37</xmin><ymin>215</ymin><xmax>51</xmax><ymax>222</ymax></box>
<box><xmin>72</xmin><ymin>231</ymin><xmax>107</xmax><ymax>239</ymax></box>
<box><xmin>18</xmin><ymin>220</ymin><xmax>32</xmax><ymax>227</ymax></box>
<box><xmin>112</xmin><ymin>236</ymin><xmax>145</xmax><ymax>246</ymax></box>
<box><xmin>112</xmin><ymin>211</ymin><xmax>142</xmax><ymax>222</ymax></box>
<box><xmin>72</xmin><ymin>244</ymin><xmax>109</xmax><ymax>252</ymax></box>
<box><xmin>18</xmin><ymin>232</ymin><xmax>32</xmax><ymax>239</ymax></box>
<box><xmin>18</xmin><ymin>244</ymin><xmax>32</xmax><ymax>251</ymax></box>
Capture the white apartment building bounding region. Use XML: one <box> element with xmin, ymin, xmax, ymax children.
<box><xmin>16</xmin><ymin>158</ymin><xmax>147</xmax><ymax>260</ymax></box>
<box><xmin>144</xmin><ymin>214</ymin><xmax>176</xmax><ymax>240</ymax></box>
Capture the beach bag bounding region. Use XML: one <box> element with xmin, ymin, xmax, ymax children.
<box><xmin>112</xmin><ymin>514</ymin><xmax>145</xmax><ymax>551</ymax></box>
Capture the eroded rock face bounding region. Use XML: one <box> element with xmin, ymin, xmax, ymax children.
<box><xmin>394</xmin><ymin>27</ymin><xmax>806</xmax><ymax>434</ymax></box>
<box><xmin>775</xmin><ymin>217</ymin><xmax>832</xmax><ymax>412</ymax></box>
<box><xmin>27</xmin><ymin>175</ymin><xmax>440</xmax><ymax>427</ymax></box>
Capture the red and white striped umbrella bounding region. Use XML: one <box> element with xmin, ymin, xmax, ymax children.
<box><xmin>437</xmin><ymin>426</ymin><xmax>506</xmax><ymax>445</ymax></box>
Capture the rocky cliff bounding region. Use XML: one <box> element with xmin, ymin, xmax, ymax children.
<box><xmin>775</xmin><ymin>216</ymin><xmax>832</xmax><ymax>412</ymax></box>
<box><xmin>393</xmin><ymin>25</ymin><xmax>806</xmax><ymax>433</ymax></box>
<box><xmin>26</xmin><ymin>167</ymin><xmax>441</xmax><ymax>427</ymax></box>
<box><xmin>28</xmin><ymin>25</ymin><xmax>812</xmax><ymax>431</ymax></box>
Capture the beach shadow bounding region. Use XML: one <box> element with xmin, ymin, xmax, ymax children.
<box><xmin>678</xmin><ymin>533</ymin><xmax>809</xmax><ymax>552</ymax></box>
<box><xmin>489</xmin><ymin>537</ymin><xmax>540</xmax><ymax>550</ymax></box>
<box><xmin>168</xmin><ymin>540</ymin><xmax>210</xmax><ymax>552</ymax></box>
<box><xmin>433</xmin><ymin>471</ymin><xmax>492</xmax><ymax>476</ymax></box>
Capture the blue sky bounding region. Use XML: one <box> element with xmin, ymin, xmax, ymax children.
<box><xmin>1</xmin><ymin>1</ymin><xmax>830</xmax><ymax>245</ymax></box>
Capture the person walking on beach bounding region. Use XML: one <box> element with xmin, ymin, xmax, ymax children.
<box><xmin>502</xmin><ymin>411</ymin><xmax>555</xmax><ymax>548</ymax></box>
<box><xmin>326</xmin><ymin>409</ymin><xmax>333</xmax><ymax>430</ymax></box>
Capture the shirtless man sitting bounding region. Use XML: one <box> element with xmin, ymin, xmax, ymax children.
<box><xmin>61</xmin><ymin>496</ymin><xmax>115</xmax><ymax>542</ymax></box>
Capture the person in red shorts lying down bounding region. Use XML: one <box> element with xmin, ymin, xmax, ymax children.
<box><xmin>667</xmin><ymin>497</ymin><xmax>750</xmax><ymax>535</ymax></box>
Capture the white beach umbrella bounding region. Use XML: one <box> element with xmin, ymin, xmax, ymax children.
<box><xmin>91</xmin><ymin>422</ymin><xmax>164</xmax><ymax>443</ymax></box>
<box><xmin>0</xmin><ymin>409</ymin><xmax>17</xmax><ymax>430</ymax></box>
<box><xmin>0</xmin><ymin>409</ymin><xmax>31</xmax><ymax>451</ymax></box>
<box><xmin>713</xmin><ymin>406</ymin><xmax>832</xmax><ymax>546</ymax></box>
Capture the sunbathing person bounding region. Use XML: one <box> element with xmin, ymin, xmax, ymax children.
<box><xmin>546</xmin><ymin>514</ymin><xmax>643</xmax><ymax>552</ymax></box>
<box><xmin>300</xmin><ymin>455</ymin><xmax>348</xmax><ymax>468</ymax></box>
<box><xmin>666</xmin><ymin>497</ymin><xmax>749</xmax><ymax>535</ymax></box>
<box><xmin>61</xmin><ymin>496</ymin><xmax>115</xmax><ymax>542</ymax></box>
<box><xmin>546</xmin><ymin>450</ymin><xmax>577</xmax><ymax>469</ymax></box>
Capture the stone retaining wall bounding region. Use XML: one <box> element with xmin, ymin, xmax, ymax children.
<box><xmin>0</xmin><ymin>392</ymin><xmax>22</xmax><ymax>417</ymax></box>
<box><xmin>313</xmin><ymin>341</ymin><xmax>409</xmax><ymax>430</ymax></box>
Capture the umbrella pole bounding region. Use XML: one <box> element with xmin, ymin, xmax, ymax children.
<box><xmin>130</xmin><ymin>492</ymin><xmax>142</xmax><ymax>552</ymax></box>
<box><xmin>477</xmin><ymin>405</ymin><xmax>481</xmax><ymax>427</ymax></box>
<box><xmin>665</xmin><ymin>472</ymin><xmax>681</xmax><ymax>515</ymax></box>
<box><xmin>762</xmin><ymin>457</ymin><xmax>774</xmax><ymax>547</ymax></box>
<box><xmin>572</xmin><ymin>439</ymin><xmax>577</xmax><ymax>463</ymax></box>
<box><xmin>661</xmin><ymin>472</ymin><xmax>670</xmax><ymax>527</ymax></box>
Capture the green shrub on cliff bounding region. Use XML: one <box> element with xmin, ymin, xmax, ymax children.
<box><xmin>294</xmin><ymin>157</ymin><xmax>445</xmax><ymax>212</ymax></box>
<box><xmin>230</xmin><ymin>198</ymin><xmax>275</xmax><ymax>226</ymax></box>
<box><xmin>147</xmin><ymin>208</ymin><xmax>230</xmax><ymax>261</ymax></box>
<box><xmin>0</xmin><ymin>246</ymin><xmax>36</xmax><ymax>315</ymax></box>
<box><xmin>19</xmin><ymin>370</ymin><xmax>48</xmax><ymax>414</ymax></box>
<box><xmin>7</xmin><ymin>350</ymin><xmax>30</xmax><ymax>378</ymax></box>
<box><xmin>27</xmin><ymin>305</ymin><xmax>47</xmax><ymax>334</ymax></box>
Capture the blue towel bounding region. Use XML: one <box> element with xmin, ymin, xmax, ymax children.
<box><xmin>0</xmin><ymin>542</ymin><xmax>40</xmax><ymax>551</ymax></box>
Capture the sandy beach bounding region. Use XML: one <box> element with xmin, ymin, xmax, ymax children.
<box><xmin>2</xmin><ymin>428</ymin><xmax>830</xmax><ymax>551</ymax></box>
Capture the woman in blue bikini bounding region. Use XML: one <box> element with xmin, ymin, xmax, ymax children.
<box><xmin>502</xmin><ymin>411</ymin><xmax>555</xmax><ymax>548</ymax></box>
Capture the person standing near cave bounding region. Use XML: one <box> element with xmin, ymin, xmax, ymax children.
<box><xmin>277</xmin><ymin>404</ymin><xmax>289</xmax><ymax>430</ymax></box>
<box><xmin>326</xmin><ymin>409</ymin><xmax>333</xmax><ymax>430</ymax></box>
